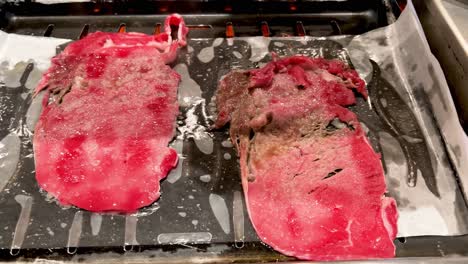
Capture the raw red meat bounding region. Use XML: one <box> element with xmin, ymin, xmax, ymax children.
<box><xmin>33</xmin><ymin>14</ymin><xmax>188</xmax><ymax>212</ymax></box>
<box><xmin>215</xmin><ymin>56</ymin><xmax>398</xmax><ymax>260</ymax></box>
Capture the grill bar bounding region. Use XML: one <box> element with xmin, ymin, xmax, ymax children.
<box><xmin>295</xmin><ymin>21</ymin><xmax>306</xmax><ymax>36</ymax></box>
<box><xmin>2</xmin><ymin>11</ymin><xmax>380</xmax><ymax>39</ymax></box>
<box><xmin>43</xmin><ymin>24</ymin><xmax>54</xmax><ymax>37</ymax></box>
<box><xmin>79</xmin><ymin>24</ymin><xmax>89</xmax><ymax>39</ymax></box>
<box><xmin>225</xmin><ymin>22</ymin><xmax>234</xmax><ymax>38</ymax></box>
<box><xmin>117</xmin><ymin>23</ymin><xmax>126</xmax><ymax>33</ymax></box>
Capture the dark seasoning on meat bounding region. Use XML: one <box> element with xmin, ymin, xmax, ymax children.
<box><xmin>1</xmin><ymin>26</ymin><xmax>468</xmax><ymax>261</ymax></box>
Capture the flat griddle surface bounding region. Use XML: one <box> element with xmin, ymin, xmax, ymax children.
<box><xmin>0</xmin><ymin>7</ymin><xmax>467</xmax><ymax>262</ymax></box>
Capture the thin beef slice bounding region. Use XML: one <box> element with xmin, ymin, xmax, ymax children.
<box><xmin>215</xmin><ymin>56</ymin><xmax>398</xmax><ymax>260</ymax></box>
<box><xmin>33</xmin><ymin>14</ymin><xmax>188</xmax><ymax>212</ymax></box>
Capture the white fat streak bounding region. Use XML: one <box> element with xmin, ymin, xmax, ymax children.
<box><xmin>209</xmin><ymin>194</ymin><xmax>231</xmax><ymax>234</ymax></box>
<box><xmin>345</xmin><ymin>220</ymin><xmax>354</xmax><ymax>247</ymax></box>
<box><xmin>381</xmin><ymin>198</ymin><xmax>396</xmax><ymax>241</ymax></box>
<box><xmin>11</xmin><ymin>195</ymin><xmax>33</xmax><ymax>255</ymax></box>
<box><xmin>102</xmin><ymin>39</ymin><xmax>115</xmax><ymax>48</ymax></box>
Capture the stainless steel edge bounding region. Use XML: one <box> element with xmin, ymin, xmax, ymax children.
<box><xmin>5</xmin><ymin>256</ymin><xmax>468</xmax><ymax>264</ymax></box>
<box><xmin>414</xmin><ymin>0</ymin><xmax>468</xmax><ymax>129</ymax></box>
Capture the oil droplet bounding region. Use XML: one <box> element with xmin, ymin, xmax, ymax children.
<box><xmin>199</xmin><ymin>174</ymin><xmax>211</xmax><ymax>183</ymax></box>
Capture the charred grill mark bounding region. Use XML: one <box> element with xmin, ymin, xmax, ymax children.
<box><xmin>265</xmin><ymin>112</ymin><xmax>273</xmax><ymax>125</ymax></box>
<box><xmin>170</xmin><ymin>24</ymin><xmax>178</xmax><ymax>40</ymax></box>
<box><xmin>323</xmin><ymin>168</ymin><xmax>343</xmax><ymax>180</ymax></box>
<box><xmin>248</xmin><ymin>85</ymin><xmax>260</xmax><ymax>95</ymax></box>
<box><xmin>50</xmin><ymin>87</ymin><xmax>61</xmax><ymax>95</ymax></box>
<box><xmin>247</xmin><ymin>175</ymin><xmax>256</xmax><ymax>182</ymax></box>
<box><xmin>326</xmin><ymin>118</ymin><xmax>355</xmax><ymax>133</ymax></box>
<box><xmin>248</xmin><ymin>129</ymin><xmax>255</xmax><ymax>141</ymax></box>
<box><xmin>308</xmin><ymin>187</ymin><xmax>318</xmax><ymax>194</ymax></box>
<box><xmin>326</xmin><ymin>122</ymin><xmax>339</xmax><ymax>132</ymax></box>
<box><xmin>57</xmin><ymin>85</ymin><xmax>72</xmax><ymax>104</ymax></box>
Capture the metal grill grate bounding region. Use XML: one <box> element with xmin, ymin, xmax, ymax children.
<box><xmin>2</xmin><ymin>1</ymin><xmax>468</xmax><ymax>263</ymax></box>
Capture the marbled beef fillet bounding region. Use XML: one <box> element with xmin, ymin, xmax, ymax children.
<box><xmin>215</xmin><ymin>56</ymin><xmax>398</xmax><ymax>260</ymax></box>
<box><xmin>33</xmin><ymin>14</ymin><xmax>188</xmax><ymax>212</ymax></box>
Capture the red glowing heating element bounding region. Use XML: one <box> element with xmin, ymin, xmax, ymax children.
<box><xmin>226</xmin><ymin>22</ymin><xmax>235</xmax><ymax>38</ymax></box>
